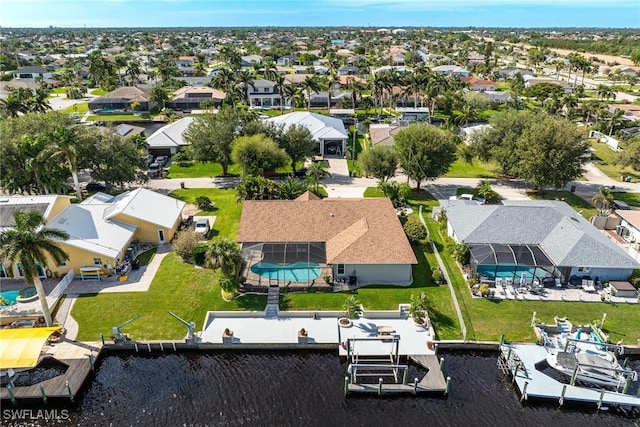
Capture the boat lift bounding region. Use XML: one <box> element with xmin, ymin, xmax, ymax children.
<box><xmin>112</xmin><ymin>316</ymin><xmax>140</xmax><ymax>344</ymax></box>
<box><xmin>167</xmin><ymin>311</ymin><xmax>200</xmax><ymax>344</ymax></box>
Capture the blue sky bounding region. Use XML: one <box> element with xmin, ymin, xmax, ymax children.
<box><xmin>0</xmin><ymin>0</ymin><xmax>638</xmax><ymax>28</ymax></box>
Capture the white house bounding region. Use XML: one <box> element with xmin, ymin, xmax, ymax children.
<box><xmin>265</xmin><ymin>112</ymin><xmax>348</xmax><ymax>156</ymax></box>
<box><xmin>146</xmin><ymin>117</ymin><xmax>194</xmax><ymax>156</ymax></box>
<box><xmin>13</xmin><ymin>66</ymin><xmax>52</xmax><ymax>80</ymax></box>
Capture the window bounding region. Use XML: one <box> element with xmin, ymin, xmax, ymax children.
<box><xmin>93</xmin><ymin>258</ymin><xmax>102</xmax><ymax>266</ymax></box>
<box><xmin>337</xmin><ymin>264</ymin><xmax>345</xmax><ymax>275</ymax></box>
<box><xmin>577</xmin><ymin>267</ymin><xmax>590</xmax><ymax>273</ymax></box>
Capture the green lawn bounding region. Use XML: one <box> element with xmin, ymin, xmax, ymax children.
<box><xmin>51</xmin><ymin>87</ymin><xmax>67</xmax><ymax>94</ymax></box>
<box><xmin>611</xmin><ymin>192</ymin><xmax>640</xmax><ymax>207</ymax></box>
<box><xmin>590</xmin><ymin>139</ymin><xmax>640</xmax><ymax>181</ymax></box>
<box><xmin>90</xmin><ymin>88</ymin><xmax>107</xmax><ymax>96</ymax></box>
<box><xmin>72</xmin><ymin>188</ymin><xmax>253</xmax><ymax>341</ymax></box>
<box><xmin>444</xmin><ymin>159</ymin><xmax>498</xmax><ymax>178</ymax></box>
<box><xmin>61</xmin><ymin>102</ymin><xmax>89</xmax><ymax>114</ymax></box>
<box><xmin>168</xmin><ymin>161</ymin><xmax>242</xmax><ymax>178</ymax></box>
<box><xmin>527</xmin><ymin>190</ymin><xmax>598</xmax><ymax>219</ymax></box>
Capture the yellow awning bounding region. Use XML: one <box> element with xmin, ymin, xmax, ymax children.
<box><xmin>0</xmin><ymin>327</ymin><xmax>61</xmax><ymax>370</ymax></box>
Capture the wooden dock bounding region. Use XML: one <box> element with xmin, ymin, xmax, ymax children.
<box><xmin>500</xmin><ymin>343</ymin><xmax>640</xmax><ymax>410</ymax></box>
<box><xmin>410</xmin><ymin>354</ymin><xmax>448</xmax><ymax>391</ymax></box>
<box><xmin>1</xmin><ymin>339</ymin><xmax>102</xmax><ymax>403</ymax></box>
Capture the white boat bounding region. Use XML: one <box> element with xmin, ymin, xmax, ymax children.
<box><xmin>546</xmin><ymin>350</ymin><xmax>637</xmax><ymax>390</ymax></box>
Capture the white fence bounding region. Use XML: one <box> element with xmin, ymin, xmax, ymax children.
<box><xmin>47</xmin><ymin>268</ymin><xmax>75</xmax><ymax>310</ymax></box>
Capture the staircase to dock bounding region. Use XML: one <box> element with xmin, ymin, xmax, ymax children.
<box><xmin>265</xmin><ymin>285</ymin><xmax>279</xmax><ymax>318</ymax></box>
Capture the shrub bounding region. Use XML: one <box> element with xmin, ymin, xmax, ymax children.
<box><xmin>172</xmin><ymin>229</ymin><xmax>201</xmax><ymax>262</ymax></box>
<box><xmin>195</xmin><ymin>195</ymin><xmax>213</xmax><ymax>211</ymax></box>
<box><xmin>431</xmin><ymin>268</ymin><xmax>444</xmax><ymax>284</ymax></box>
<box><xmin>192</xmin><ymin>245</ymin><xmax>208</xmax><ymax>265</ymax></box>
<box><xmin>479</xmin><ymin>284</ymin><xmax>490</xmax><ymax>297</ymax></box>
<box><xmin>403</xmin><ymin>217</ymin><xmax>427</xmax><ymax>243</ymax></box>
<box><xmin>172</xmin><ymin>151</ymin><xmax>190</xmax><ymax>162</ymax></box>
<box><xmin>453</xmin><ymin>242</ymin><xmax>470</xmax><ymax>265</ymax></box>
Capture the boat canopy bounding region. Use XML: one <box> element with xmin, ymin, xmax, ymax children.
<box><xmin>0</xmin><ymin>327</ymin><xmax>61</xmax><ymax>370</ymax></box>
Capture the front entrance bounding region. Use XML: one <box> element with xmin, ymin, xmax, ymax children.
<box><xmin>158</xmin><ymin>229</ymin><xmax>165</xmax><ymax>244</ymax></box>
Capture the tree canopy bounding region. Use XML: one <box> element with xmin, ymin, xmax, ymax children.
<box><xmin>393</xmin><ymin>124</ymin><xmax>458</xmax><ymax>189</ymax></box>
<box><xmin>231</xmin><ymin>134</ymin><xmax>290</xmax><ymax>177</ymax></box>
<box><xmin>360</xmin><ymin>144</ymin><xmax>398</xmax><ymax>181</ymax></box>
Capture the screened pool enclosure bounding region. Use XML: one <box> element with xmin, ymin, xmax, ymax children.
<box><xmin>469</xmin><ymin>243</ymin><xmax>556</xmax><ymax>283</ymax></box>
<box><xmin>241</xmin><ymin>242</ymin><xmax>330</xmax><ymax>286</ymax></box>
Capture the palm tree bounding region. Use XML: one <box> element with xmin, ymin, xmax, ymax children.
<box><xmin>29</xmin><ymin>88</ymin><xmax>52</xmax><ymax>113</ymax></box>
<box><xmin>325</xmin><ymin>72</ymin><xmax>339</xmax><ymax>111</ymax></box>
<box><xmin>306</xmin><ymin>161</ymin><xmax>331</xmax><ymax>194</ymax></box>
<box><xmin>0</xmin><ymin>92</ymin><xmax>28</xmax><ymax>117</ymax></box>
<box><xmin>125</xmin><ymin>59</ymin><xmax>141</xmax><ymax>85</ymax></box>
<box><xmin>0</xmin><ymin>210</ymin><xmax>70</xmax><ymax>326</ymax></box>
<box><xmin>205</xmin><ymin>238</ymin><xmax>242</xmax><ymax>276</ymax></box>
<box><xmin>273</xmin><ymin>73</ymin><xmax>286</xmax><ymax>113</ymax></box>
<box><xmin>40</xmin><ymin>126</ymin><xmax>83</xmax><ymax>201</ymax></box>
<box><xmin>237</xmin><ymin>70</ymin><xmax>256</xmax><ymax>107</ymax></box>
<box><xmin>609</xmin><ymin>108</ymin><xmax>624</xmax><ymax>136</ymax></box>
<box><xmin>283</xmin><ymin>84</ymin><xmax>304</xmax><ymax>110</ymax></box>
<box><xmin>592</xmin><ymin>187</ymin><xmax>614</xmax><ymax>214</ymax></box>
<box><xmin>299</xmin><ymin>76</ymin><xmax>321</xmax><ymax>111</ymax></box>
<box><xmin>149</xmin><ymin>85</ymin><xmax>169</xmax><ymax>110</ymax></box>
<box><xmin>596</xmin><ymin>84</ymin><xmax>615</xmax><ymax>102</ymax></box>
<box><xmin>343</xmin><ymin>295</ymin><xmax>363</xmax><ymax>320</ymax></box>
<box><xmin>344</xmin><ymin>77</ymin><xmax>363</xmax><ymax>110</ymax></box>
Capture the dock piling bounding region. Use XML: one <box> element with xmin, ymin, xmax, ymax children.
<box><xmin>100</xmin><ymin>333</ymin><xmax>105</xmax><ymax>346</ymax></box>
<box><xmin>521</xmin><ymin>381</ymin><xmax>528</xmax><ymax>402</ymax></box>
<box><xmin>160</xmin><ymin>342</ymin><xmax>164</xmax><ymax>352</ymax></box>
<box><xmin>66</xmin><ymin>380</ymin><xmax>74</xmax><ymax>402</ymax></box>
<box><xmin>40</xmin><ymin>384</ymin><xmax>48</xmax><ymax>404</ymax></box>
<box><xmin>433</xmin><ymin>343</ymin><xmax>438</xmax><ymax>356</ymax></box>
<box><xmin>570</xmin><ymin>363</ymin><xmax>579</xmax><ymax>386</ymax></box>
<box><xmin>402</xmin><ymin>367</ymin><xmax>408</xmax><ymax>385</ymax></box>
<box><xmin>623</xmin><ymin>357</ymin><xmax>629</xmax><ymax>368</ymax></box>
<box><xmin>445</xmin><ymin>376</ymin><xmax>451</xmax><ymax>395</ymax></box>
<box><xmin>343</xmin><ymin>376</ymin><xmax>349</xmax><ymax>397</ymax></box>
<box><xmin>559</xmin><ymin>384</ymin><xmax>567</xmax><ymax>406</ymax></box>
<box><xmin>88</xmin><ymin>353</ymin><xmax>95</xmax><ymax>372</ymax></box>
<box><xmin>439</xmin><ymin>357</ymin><xmax>444</xmax><ymax>371</ymax></box>
<box><xmin>378</xmin><ymin>378</ymin><xmax>383</xmax><ymax>396</ymax></box>
<box><xmin>147</xmin><ymin>343</ymin><xmax>151</xmax><ymax>353</ymax></box>
<box><xmin>173</xmin><ymin>342</ymin><xmax>177</xmax><ymax>352</ymax></box>
<box><xmin>7</xmin><ymin>383</ymin><xmax>17</xmax><ymax>405</ymax></box>
<box><xmin>500</xmin><ymin>334</ymin><xmax>505</xmax><ymax>345</ymax></box>
<box><xmin>597</xmin><ymin>388</ymin><xmax>606</xmax><ymax>410</ymax></box>
<box><xmin>623</xmin><ymin>376</ymin><xmax>631</xmax><ymax>395</ymax></box>
<box><xmin>134</xmin><ymin>342</ymin><xmax>139</xmax><ymax>353</ymax></box>
<box><xmin>513</xmin><ymin>364</ymin><xmax>519</xmax><ymax>382</ymax></box>
<box><xmin>413</xmin><ymin>378</ymin><xmax>418</xmax><ymax>395</ymax></box>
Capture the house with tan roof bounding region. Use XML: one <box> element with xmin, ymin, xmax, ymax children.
<box><xmin>168</xmin><ymin>86</ymin><xmax>225</xmax><ymax>111</ymax></box>
<box><xmin>88</xmin><ymin>86</ymin><xmax>156</xmax><ymax>112</ymax></box>
<box><xmin>369</xmin><ymin>124</ymin><xmax>402</xmax><ymax>146</ymax></box>
<box><xmin>238</xmin><ymin>193</ymin><xmax>417</xmax><ymax>287</ymax></box>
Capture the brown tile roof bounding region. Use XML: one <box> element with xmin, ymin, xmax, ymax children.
<box><xmin>369</xmin><ymin>124</ymin><xmax>402</xmax><ymax>146</ymax></box>
<box><xmin>238</xmin><ymin>197</ymin><xmax>417</xmax><ymax>264</ymax></box>
<box><xmin>97</xmin><ymin>86</ymin><xmax>150</xmax><ymax>102</ymax></box>
<box><xmin>171</xmin><ymin>86</ymin><xmax>226</xmax><ymax>100</ymax></box>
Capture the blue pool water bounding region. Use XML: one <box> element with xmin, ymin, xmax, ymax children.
<box><xmin>251</xmin><ymin>261</ymin><xmax>322</xmax><ymax>282</ymax></box>
<box><xmin>94</xmin><ymin>108</ymin><xmax>123</xmax><ymax>114</ymax></box>
<box><xmin>0</xmin><ymin>290</ymin><xmax>19</xmax><ymax>306</ymax></box>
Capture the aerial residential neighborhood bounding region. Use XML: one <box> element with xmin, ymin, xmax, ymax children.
<box><xmin>0</xmin><ymin>3</ymin><xmax>640</xmax><ymax>423</ymax></box>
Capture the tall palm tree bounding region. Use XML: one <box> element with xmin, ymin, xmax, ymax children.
<box><xmin>40</xmin><ymin>126</ymin><xmax>83</xmax><ymax>201</ymax></box>
<box><xmin>0</xmin><ymin>92</ymin><xmax>28</xmax><ymax>117</ymax></box>
<box><xmin>29</xmin><ymin>88</ymin><xmax>52</xmax><ymax>113</ymax></box>
<box><xmin>125</xmin><ymin>59</ymin><xmax>141</xmax><ymax>85</ymax></box>
<box><xmin>299</xmin><ymin>76</ymin><xmax>321</xmax><ymax>111</ymax></box>
<box><xmin>237</xmin><ymin>70</ymin><xmax>256</xmax><ymax>107</ymax></box>
<box><xmin>325</xmin><ymin>72</ymin><xmax>339</xmax><ymax>111</ymax></box>
<box><xmin>596</xmin><ymin>84</ymin><xmax>615</xmax><ymax>102</ymax></box>
<box><xmin>205</xmin><ymin>238</ymin><xmax>242</xmax><ymax>276</ymax></box>
<box><xmin>306</xmin><ymin>161</ymin><xmax>331</xmax><ymax>194</ymax></box>
<box><xmin>283</xmin><ymin>84</ymin><xmax>304</xmax><ymax>110</ymax></box>
<box><xmin>273</xmin><ymin>73</ymin><xmax>287</xmax><ymax>113</ymax></box>
<box><xmin>149</xmin><ymin>85</ymin><xmax>169</xmax><ymax>110</ymax></box>
<box><xmin>592</xmin><ymin>187</ymin><xmax>614</xmax><ymax>214</ymax></box>
<box><xmin>0</xmin><ymin>210</ymin><xmax>70</xmax><ymax>326</ymax></box>
<box><xmin>609</xmin><ymin>108</ymin><xmax>624</xmax><ymax>136</ymax></box>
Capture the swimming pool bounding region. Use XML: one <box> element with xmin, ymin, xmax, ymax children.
<box><xmin>251</xmin><ymin>262</ymin><xmax>322</xmax><ymax>282</ymax></box>
<box><xmin>0</xmin><ymin>290</ymin><xmax>19</xmax><ymax>306</ymax></box>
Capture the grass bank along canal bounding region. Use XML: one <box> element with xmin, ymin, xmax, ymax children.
<box><xmin>3</xmin><ymin>350</ymin><xmax>638</xmax><ymax>426</ymax></box>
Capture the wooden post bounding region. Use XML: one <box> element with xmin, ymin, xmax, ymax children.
<box><xmin>173</xmin><ymin>342</ymin><xmax>177</xmax><ymax>352</ymax></box>
<box><xmin>597</xmin><ymin>388</ymin><xmax>606</xmax><ymax>410</ymax></box>
<box><xmin>343</xmin><ymin>376</ymin><xmax>349</xmax><ymax>397</ymax></box>
<box><xmin>402</xmin><ymin>367</ymin><xmax>408</xmax><ymax>385</ymax></box>
<box><xmin>413</xmin><ymin>378</ymin><xmax>418</xmax><ymax>395</ymax></box>
<box><xmin>507</xmin><ymin>347</ymin><xmax>512</xmax><ymax>362</ymax></box>
<box><xmin>445</xmin><ymin>376</ymin><xmax>451</xmax><ymax>395</ymax></box>
<box><xmin>147</xmin><ymin>343</ymin><xmax>151</xmax><ymax>353</ymax></box>
<box><xmin>66</xmin><ymin>380</ymin><xmax>74</xmax><ymax>402</ymax></box>
<box><xmin>433</xmin><ymin>343</ymin><xmax>438</xmax><ymax>356</ymax></box>
<box><xmin>378</xmin><ymin>378</ymin><xmax>383</xmax><ymax>396</ymax></box>
<box><xmin>622</xmin><ymin>376</ymin><xmax>631</xmax><ymax>395</ymax></box>
<box><xmin>513</xmin><ymin>364</ymin><xmax>519</xmax><ymax>382</ymax></box>
<box><xmin>160</xmin><ymin>342</ymin><xmax>164</xmax><ymax>352</ymax></box>
<box><xmin>439</xmin><ymin>357</ymin><xmax>444</xmax><ymax>371</ymax></box>
<box><xmin>559</xmin><ymin>384</ymin><xmax>567</xmax><ymax>406</ymax></box>
<box><xmin>40</xmin><ymin>384</ymin><xmax>48</xmax><ymax>404</ymax></box>
<box><xmin>134</xmin><ymin>342</ymin><xmax>139</xmax><ymax>353</ymax></box>
<box><xmin>7</xmin><ymin>383</ymin><xmax>17</xmax><ymax>405</ymax></box>
<box><xmin>88</xmin><ymin>353</ymin><xmax>95</xmax><ymax>372</ymax></box>
<box><xmin>570</xmin><ymin>363</ymin><xmax>579</xmax><ymax>386</ymax></box>
<box><xmin>520</xmin><ymin>381</ymin><xmax>528</xmax><ymax>402</ymax></box>
<box><xmin>100</xmin><ymin>333</ymin><xmax>105</xmax><ymax>345</ymax></box>
<box><xmin>500</xmin><ymin>334</ymin><xmax>505</xmax><ymax>346</ymax></box>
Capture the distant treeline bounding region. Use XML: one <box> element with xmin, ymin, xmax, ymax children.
<box><xmin>527</xmin><ymin>37</ymin><xmax>638</xmax><ymax>57</ymax></box>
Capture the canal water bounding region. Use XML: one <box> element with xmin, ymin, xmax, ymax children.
<box><xmin>4</xmin><ymin>351</ymin><xmax>639</xmax><ymax>426</ymax></box>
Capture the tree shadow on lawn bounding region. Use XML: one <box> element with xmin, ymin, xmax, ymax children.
<box><xmin>235</xmin><ymin>293</ymin><xmax>267</xmax><ymax>311</ymax></box>
<box><xmin>428</xmin><ymin>306</ymin><xmax>457</xmax><ymax>340</ymax></box>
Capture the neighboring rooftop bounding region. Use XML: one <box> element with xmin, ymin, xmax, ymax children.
<box><xmin>264</xmin><ymin>112</ymin><xmax>348</xmax><ymax>141</ymax></box>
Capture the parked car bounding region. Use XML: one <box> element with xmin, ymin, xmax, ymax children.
<box><xmin>293</xmin><ymin>168</ymin><xmax>308</xmax><ymax>177</ymax></box>
<box><xmin>145</xmin><ymin>154</ymin><xmax>154</xmax><ymax>166</ymax></box>
<box><xmin>155</xmin><ymin>156</ymin><xmax>169</xmax><ymax>166</ymax></box>
<box><xmin>194</xmin><ymin>218</ymin><xmax>210</xmax><ymax>237</ymax></box>
<box><xmin>85</xmin><ymin>181</ymin><xmax>106</xmax><ymax>192</ymax></box>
